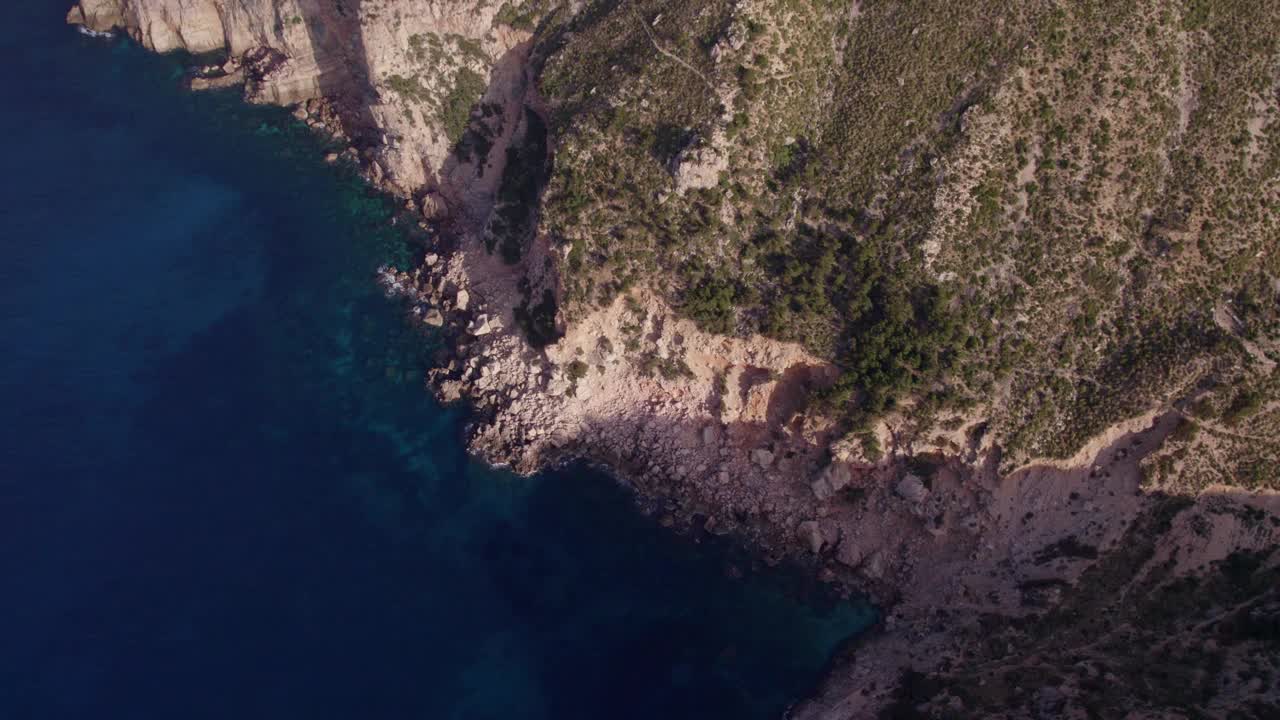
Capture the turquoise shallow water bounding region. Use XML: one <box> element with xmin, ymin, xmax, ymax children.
<box><xmin>0</xmin><ymin>4</ymin><xmax>875</xmax><ymax>718</ymax></box>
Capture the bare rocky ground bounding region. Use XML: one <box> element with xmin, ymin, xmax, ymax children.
<box><xmin>71</xmin><ymin>2</ymin><xmax>1280</xmax><ymax>716</ymax></box>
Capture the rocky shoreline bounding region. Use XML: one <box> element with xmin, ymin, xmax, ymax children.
<box><xmin>377</xmin><ymin>225</ymin><xmax>1280</xmax><ymax>717</ymax></box>
<box><xmin>68</xmin><ymin>2</ymin><xmax>1280</xmax><ymax>716</ymax></box>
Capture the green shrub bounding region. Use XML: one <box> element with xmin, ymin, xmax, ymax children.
<box><xmin>683</xmin><ymin>275</ymin><xmax>739</xmax><ymax>335</ymax></box>
<box><xmin>440</xmin><ymin>68</ymin><xmax>487</xmax><ymax>143</ymax></box>
<box><xmin>1224</xmin><ymin>390</ymin><xmax>1262</xmax><ymax>425</ymax></box>
<box><xmin>385</xmin><ymin>73</ymin><xmax>427</xmax><ymax>100</ymax></box>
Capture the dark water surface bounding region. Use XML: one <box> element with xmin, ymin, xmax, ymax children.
<box><xmin>0</xmin><ymin>4</ymin><xmax>874</xmax><ymax>718</ymax></box>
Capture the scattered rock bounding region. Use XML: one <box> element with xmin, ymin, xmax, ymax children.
<box><xmin>836</xmin><ymin>539</ymin><xmax>863</xmax><ymax>568</ymax></box>
<box><xmin>811</xmin><ymin>462</ymin><xmax>852</xmax><ymax>501</ymax></box>
<box><xmin>702</xmin><ymin>425</ymin><xmax>718</xmax><ymax>446</ymax></box>
<box><xmin>863</xmin><ymin>549</ymin><xmax>886</xmax><ymax>579</ymax></box>
<box><xmin>797</xmin><ymin>520</ymin><xmax>825</xmax><ymax>554</ymax></box>
<box><xmin>438</xmin><ymin>380</ymin><xmax>464</xmax><ymax>403</ymax></box>
<box><xmin>468</xmin><ymin>314</ymin><xmax>500</xmax><ymax>336</ymax></box>
<box><xmin>673</xmin><ymin>136</ymin><xmax>728</xmax><ymax>193</ymax></box>
<box><xmin>419</xmin><ymin>191</ymin><xmax>448</xmax><ymax>220</ymax></box>
<box><xmin>454</xmin><ymin>289</ymin><xmax>470</xmax><ymax>312</ymax></box>
<box><xmin>423</xmin><ymin>308</ymin><xmax>444</xmax><ymax>327</ymax></box>
<box><xmin>752</xmin><ymin>448</ymin><xmax>774</xmax><ymax>468</ymax></box>
<box><xmin>895</xmin><ymin>474</ymin><xmax>929</xmax><ymax>504</ymax></box>
<box><xmin>469</xmin><ymin>316</ymin><xmax>490</xmax><ymax>335</ymax></box>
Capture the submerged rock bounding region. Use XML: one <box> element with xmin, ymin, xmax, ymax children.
<box><xmin>189</xmin><ymin>68</ymin><xmax>244</xmax><ymax>91</ymax></box>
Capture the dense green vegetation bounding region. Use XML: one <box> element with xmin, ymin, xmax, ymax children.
<box><xmin>529</xmin><ymin>0</ymin><xmax>1021</xmax><ymax>420</ymax></box>
<box><xmin>440</xmin><ymin>68</ymin><xmax>486</xmax><ymax>143</ymax></box>
<box><xmin>682</xmin><ymin>271</ymin><xmax>742</xmax><ymax>335</ymax></box>
<box><xmin>511</xmin><ymin>0</ymin><xmax>1279</xmax><ymax>474</ymax></box>
<box><xmin>493</xmin><ymin>0</ymin><xmax>554</xmax><ymax>31</ymax></box>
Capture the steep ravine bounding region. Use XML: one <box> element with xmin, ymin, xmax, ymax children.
<box><xmin>69</xmin><ymin>2</ymin><xmax>1280</xmax><ymax>717</ymax></box>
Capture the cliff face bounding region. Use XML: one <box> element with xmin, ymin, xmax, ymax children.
<box><xmin>69</xmin><ymin>0</ymin><xmax>526</xmax><ymax>197</ymax></box>
<box><xmin>69</xmin><ymin>1</ymin><xmax>1280</xmax><ymax>717</ymax></box>
<box><xmin>71</xmin><ymin>0</ymin><xmax>288</xmax><ymax>55</ymax></box>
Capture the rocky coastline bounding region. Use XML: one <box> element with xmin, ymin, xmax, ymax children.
<box><xmin>68</xmin><ymin>2</ymin><xmax>1280</xmax><ymax>716</ymax></box>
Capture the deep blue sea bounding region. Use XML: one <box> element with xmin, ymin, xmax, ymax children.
<box><xmin>0</xmin><ymin>4</ymin><xmax>873</xmax><ymax>718</ymax></box>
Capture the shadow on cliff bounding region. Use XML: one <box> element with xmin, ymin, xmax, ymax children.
<box><xmin>430</xmin><ymin>33</ymin><xmax>565</xmax><ymax>334</ymax></box>
<box><xmin>302</xmin><ymin>0</ymin><xmax>380</xmax><ymax>153</ymax></box>
<box><xmin>436</xmin><ymin>38</ymin><xmax>544</xmax><ymax>231</ymax></box>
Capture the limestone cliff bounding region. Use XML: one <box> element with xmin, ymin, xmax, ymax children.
<box><xmin>69</xmin><ymin>1</ymin><xmax>1280</xmax><ymax>717</ymax></box>
<box><xmin>69</xmin><ymin>0</ymin><xmax>528</xmax><ymax>198</ymax></box>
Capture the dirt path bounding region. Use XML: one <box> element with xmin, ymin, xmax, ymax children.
<box><xmin>629</xmin><ymin>6</ymin><xmax>718</xmax><ymax>96</ymax></box>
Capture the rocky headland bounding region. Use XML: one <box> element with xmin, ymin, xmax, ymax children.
<box><xmin>70</xmin><ymin>1</ymin><xmax>1280</xmax><ymax>717</ymax></box>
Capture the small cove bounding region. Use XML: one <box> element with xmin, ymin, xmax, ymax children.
<box><xmin>0</xmin><ymin>5</ymin><xmax>875</xmax><ymax>718</ymax></box>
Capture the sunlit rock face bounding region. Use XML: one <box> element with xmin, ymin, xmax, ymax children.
<box><xmin>68</xmin><ymin>0</ymin><xmax>522</xmax><ymax>195</ymax></box>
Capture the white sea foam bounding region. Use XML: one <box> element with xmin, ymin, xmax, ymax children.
<box><xmin>76</xmin><ymin>26</ymin><xmax>114</xmax><ymax>39</ymax></box>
